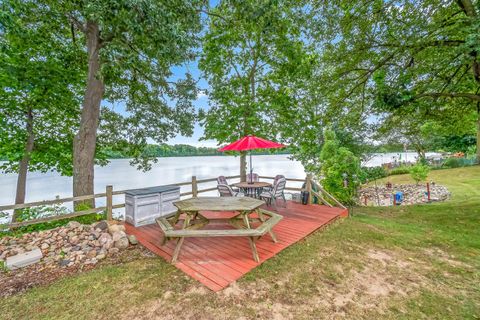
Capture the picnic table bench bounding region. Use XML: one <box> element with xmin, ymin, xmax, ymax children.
<box><xmin>156</xmin><ymin>197</ymin><xmax>283</xmax><ymax>263</ymax></box>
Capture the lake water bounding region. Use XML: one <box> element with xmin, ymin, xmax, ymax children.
<box><xmin>0</xmin><ymin>152</ymin><xmax>439</xmax><ymax>207</ymax></box>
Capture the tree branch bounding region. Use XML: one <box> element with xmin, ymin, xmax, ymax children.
<box><xmin>414</xmin><ymin>92</ymin><xmax>480</xmax><ymax>101</ymax></box>
<box><xmin>67</xmin><ymin>13</ymin><xmax>86</xmax><ymax>34</ymax></box>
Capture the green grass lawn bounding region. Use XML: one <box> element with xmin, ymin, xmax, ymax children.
<box><xmin>1</xmin><ymin>167</ymin><xmax>479</xmax><ymax>320</ymax></box>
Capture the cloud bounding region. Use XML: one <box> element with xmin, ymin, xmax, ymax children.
<box><xmin>196</xmin><ymin>90</ymin><xmax>208</xmax><ymax>99</ymax></box>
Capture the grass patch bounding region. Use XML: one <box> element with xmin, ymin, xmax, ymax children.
<box><xmin>1</xmin><ymin>166</ymin><xmax>479</xmax><ymax>319</ymax></box>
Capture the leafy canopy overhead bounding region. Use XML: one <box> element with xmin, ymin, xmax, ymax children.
<box><xmin>199</xmin><ymin>0</ymin><xmax>311</xmax><ymax>144</ymax></box>
<box><xmin>48</xmin><ymin>0</ymin><xmax>204</xmax><ymax>170</ymax></box>
<box><xmin>0</xmin><ymin>0</ymin><xmax>84</xmax><ymax>175</ymax></box>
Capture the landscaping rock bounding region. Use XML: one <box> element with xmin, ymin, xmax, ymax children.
<box><xmin>6</xmin><ymin>247</ymin><xmax>43</xmax><ymax>270</ymax></box>
<box><xmin>98</xmin><ymin>233</ymin><xmax>112</xmax><ymax>245</ymax></box>
<box><xmin>66</xmin><ymin>221</ymin><xmax>82</xmax><ymax>229</ymax></box>
<box><xmin>94</xmin><ymin>221</ymin><xmax>109</xmax><ymax>231</ymax></box>
<box><xmin>0</xmin><ymin>220</ymin><xmax>133</xmax><ymax>274</ymax></box>
<box><xmin>59</xmin><ymin>259</ymin><xmax>71</xmax><ymax>267</ymax></box>
<box><xmin>108</xmin><ymin>224</ymin><xmax>125</xmax><ymax>235</ymax></box>
<box><xmin>112</xmin><ymin>231</ymin><xmax>127</xmax><ymax>242</ymax></box>
<box><xmin>128</xmin><ymin>235</ymin><xmax>138</xmax><ymax>245</ymax></box>
<box><xmin>358</xmin><ymin>183</ymin><xmax>450</xmax><ymax>206</ymax></box>
<box><xmin>114</xmin><ymin>237</ymin><xmax>129</xmax><ymax>249</ymax></box>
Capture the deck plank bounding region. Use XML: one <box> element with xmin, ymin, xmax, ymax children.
<box><xmin>125</xmin><ymin>201</ymin><xmax>344</xmax><ymax>291</ymax></box>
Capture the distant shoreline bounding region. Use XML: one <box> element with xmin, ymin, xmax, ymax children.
<box><xmin>105</xmin><ymin>152</ymin><xmax>293</xmax><ymax>160</ymax></box>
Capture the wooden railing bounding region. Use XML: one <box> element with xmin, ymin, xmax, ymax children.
<box><xmin>0</xmin><ymin>173</ymin><xmax>345</xmax><ymax>229</ymax></box>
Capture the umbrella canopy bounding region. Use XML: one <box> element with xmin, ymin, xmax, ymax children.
<box><xmin>218</xmin><ymin>135</ymin><xmax>285</xmax><ymax>152</ymax></box>
<box><xmin>218</xmin><ymin>135</ymin><xmax>286</xmax><ymax>183</ymax></box>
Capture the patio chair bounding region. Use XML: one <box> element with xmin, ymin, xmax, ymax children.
<box><xmin>217</xmin><ymin>184</ymin><xmax>242</xmax><ymax>197</ymax></box>
<box><xmin>217</xmin><ymin>176</ymin><xmax>239</xmax><ymax>193</ymax></box>
<box><xmin>246</xmin><ymin>172</ymin><xmax>259</xmax><ymax>183</ymax></box>
<box><xmin>264</xmin><ymin>174</ymin><xmax>285</xmax><ymax>192</ymax></box>
<box><xmin>260</xmin><ymin>177</ymin><xmax>287</xmax><ymax>208</ymax></box>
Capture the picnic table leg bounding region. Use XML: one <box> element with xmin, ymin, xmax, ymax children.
<box><xmin>169</xmin><ymin>210</ymin><xmax>182</xmax><ymax>226</ymax></box>
<box><xmin>171</xmin><ymin>214</ymin><xmax>191</xmax><ymax>264</ymax></box>
<box><xmin>257</xmin><ymin>209</ymin><xmax>278</xmax><ymax>243</ymax></box>
<box><xmin>242</xmin><ymin>214</ymin><xmax>260</xmax><ymax>262</ymax></box>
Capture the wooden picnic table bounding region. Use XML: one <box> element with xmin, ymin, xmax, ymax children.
<box><xmin>157</xmin><ymin>197</ymin><xmax>282</xmax><ymax>263</ymax></box>
<box><xmin>232</xmin><ymin>181</ymin><xmax>272</xmax><ymax>198</ymax></box>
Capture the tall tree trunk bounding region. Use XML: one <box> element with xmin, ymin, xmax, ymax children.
<box><xmin>12</xmin><ymin>108</ymin><xmax>34</xmax><ymax>222</ymax></box>
<box><xmin>73</xmin><ymin>21</ymin><xmax>104</xmax><ymax>208</ymax></box>
<box><xmin>240</xmin><ymin>151</ymin><xmax>247</xmax><ymax>182</ymax></box>
<box><xmin>477</xmin><ymin>104</ymin><xmax>480</xmax><ymax>162</ymax></box>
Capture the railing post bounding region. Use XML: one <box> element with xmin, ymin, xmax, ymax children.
<box><xmin>192</xmin><ymin>176</ymin><xmax>198</xmax><ymax>197</ymax></box>
<box><xmin>306</xmin><ymin>174</ymin><xmax>313</xmax><ymax>204</ymax></box>
<box><xmin>106</xmin><ymin>185</ymin><xmax>113</xmax><ymax>221</ymax></box>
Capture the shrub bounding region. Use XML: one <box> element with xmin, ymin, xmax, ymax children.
<box><xmin>410</xmin><ymin>164</ymin><xmax>430</xmax><ymax>185</ymax></box>
<box><xmin>389</xmin><ymin>166</ymin><xmax>411</xmax><ymax>176</ymax></box>
<box><xmin>360</xmin><ymin>166</ymin><xmax>387</xmax><ymax>183</ymax></box>
<box><xmin>442</xmin><ymin>157</ymin><xmax>462</xmax><ymax>168</ymax></box>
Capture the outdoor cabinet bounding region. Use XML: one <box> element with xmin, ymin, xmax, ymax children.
<box><xmin>125</xmin><ymin>185</ymin><xmax>180</xmax><ymax>227</ymax></box>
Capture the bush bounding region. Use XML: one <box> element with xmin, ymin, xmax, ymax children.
<box><xmin>1</xmin><ymin>203</ymin><xmax>105</xmax><ymax>238</ymax></box>
<box><xmin>360</xmin><ymin>166</ymin><xmax>387</xmax><ymax>183</ymax></box>
<box><xmin>441</xmin><ymin>157</ymin><xmax>478</xmax><ymax>168</ymax></box>
<box><xmin>389</xmin><ymin>166</ymin><xmax>411</xmax><ymax>176</ymax></box>
<box><xmin>442</xmin><ymin>157</ymin><xmax>461</xmax><ymax>168</ymax></box>
<box><xmin>410</xmin><ymin>164</ymin><xmax>430</xmax><ymax>185</ymax></box>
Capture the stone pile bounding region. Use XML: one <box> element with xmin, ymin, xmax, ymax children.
<box><xmin>0</xmin><ymin>220</ymin><xmax>137</xmax><ymax>270</ymax></box>
<box><xmin>358</xmin><ymin>183</ymin><xmax>450</xmax><ymax>206</ymax></box>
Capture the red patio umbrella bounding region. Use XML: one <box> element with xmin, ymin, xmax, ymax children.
<box><xmin>218</xmin><ymin>135</ymin><xmax>286</xmax><ymax>183</ymax></box>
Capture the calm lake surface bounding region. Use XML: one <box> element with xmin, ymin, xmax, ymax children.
<box><xmin>0</xmin><ymin>155</ymin><xmax>305</xmax><ymax>206</ymax></box>
<box><xmin>0</xmin><ymin>152</ymin><xmax>438</xmax><ymax>206</ymax></box>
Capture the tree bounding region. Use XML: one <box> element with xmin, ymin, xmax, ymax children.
<box><xmin>38</xmin><ymin>0</ymin><xmax>203</xmax><ymax>205</ymax></box>
<box><xmin>377</xmin><ymin>104</ymin><xmax>477</xmax><ymax>160</ymax></box>
<box><xmin>410</xmin><ymin>164</ymin><xmax>430</xmax><ymax>185</ymax></box>
<box><xmin>309</xmin><ymin>0</ymin><xmax>480</xmax><ymax>160</ymax></box>
<box><xmin>199</xmin><ymin>0</ymin><xmax>309</xmax><ymax>180</ymax></box>
<box><xmin>0</xmin><ymin>0</ymin><xmax>83</xmax><ymax>221</ymax></box>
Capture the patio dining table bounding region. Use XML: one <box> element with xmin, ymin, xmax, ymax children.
<box><xmin>232</xmin><ymin>181</ymin><xmax>272</xmax><ymax>198</ymax></box>
<box><xmin>160</xmin><ymin>197</ymin><xmax>281</xmax><ymax>263</ymax></box>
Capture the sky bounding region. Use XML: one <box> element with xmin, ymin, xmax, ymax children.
<box><xmin>105</xmin><ymin>60</ymin><xmax>218</xmax><ymax>148</ymax></box>
<box><xmin>168</xmin><ymin>63</ymin><xmax>217</xmax><ymax>148</ymax></box>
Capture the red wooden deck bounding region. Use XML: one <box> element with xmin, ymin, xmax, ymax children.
<box><xmin>125</xmin><ymin>201</ymin><xmax>348</xmax><ymax>291</ymax></box>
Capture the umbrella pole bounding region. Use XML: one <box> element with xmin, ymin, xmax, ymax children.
<box><xmin>249</xmin><ymin>151</ymin><xmax>253</xmax><ymax>183</ymax></box>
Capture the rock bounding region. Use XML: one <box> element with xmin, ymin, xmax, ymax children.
<box><xmin>86</xmin><ymin>250</ymin><xmax>97</xmax><ymax>259</ymax></box>
<box><xmin>98</xmin><ymin>233</ymin><xmax>112</xmax><ymax>245</ymax></box>
<box><xmin>114</xmin><ymin>237</ymin><xmax>129</xmax><ymax>249</ymax></box>
<box><xmin>109</xmin><ymin>247</ymin><xmax>120</xmax><ymax>254</ymax></box>
<box><xmin>84</xmin><ymin>258</ymin><xmax>97</xmax><ymax>265</ymax></box>
<box><xmin>82</xmin><ymin>246</ymin><xmax>93</xmax><ymax>253</ymax></box>
<box><xmin>59</xmin><ymin>259</ymin><xmax>71</xmax><ymax>267</ymax></box>
<box><xmin>66</xmin><ymin>221</ymin><xmax>82</xmax><ymax>229</ymax></box>
<box><xmin>90</xmin><ymin>231</ymin><xmax>100</xmax><ymax>240</ymax></box>
<box><xmin>127</xmin><ymin>235</ymin><xmax>138</xmax><ymax>245</ymax></box>
<box><xmin>40</xmin><ymin>243</ymin><xmax>49</xmax><ymax>250</ymax></box>
<box><xmin>6</xmin><ymin>247</ymin><xmax>43</xmax><ymax>270</ymax></box>
<box><xmin>94</xmin><ymin>221</ymin><xmax>109</xmax><ymax>231</ymax></box>
<box><xmin>96</xmin><ymin>253</ymin><xmax>106</xmax><ymax>260</ymax></box>
<box><xmin>69</xmin><ymin>236</ymin><xmax>79</xmax><ymax>245</ymax></box>
<box><xmin>108</xmin><ymin>224</ymin><xmax>126</xmax><ymax>235</ymax></box>
<box><xmin>112</xmin><ymin>231</ymin><xmax>126</xmax><ymax>242</ymax></box>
